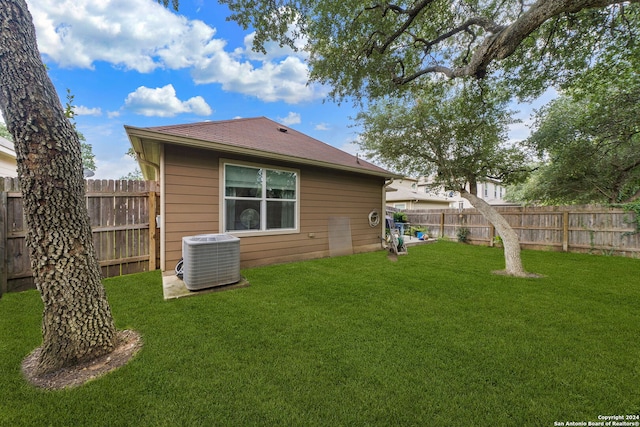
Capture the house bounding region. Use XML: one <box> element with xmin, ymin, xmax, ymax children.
<box><xmin>125</xmin><ymin>117</ymin><xmax>400</xmax><ymax>272</ymax></box>
<box><xmin>386</xmin><ymin>177</ymin><xmax>453</xmax><ymax>210</ymax></box>
<box><xmin>0</xmin><ymin>136</ymin><xmax>17</xmax><ymax>177</ymax></box>
<box><xmin>409</xmin><ymin>176</ymin><xmax>516</xmax><ymax>209</ymax></box>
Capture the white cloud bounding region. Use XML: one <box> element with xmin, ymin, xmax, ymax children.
<box><xmin>93</xmin><ymin>153</ymin><xmax>139</xmax><ymax>180</ymax></box>
<box><xmin>75</xmin><ymin>105</ymin><xmax>102</xmax><ymax>116</ymax></box>
<box><xmin>190</xmin><ymin>50</ymin><xmax>319</xmax><ymax>104</ymax></box>
<box><xmin>278</xmin><ymin>112</ymin><xmax>301</xmax><ymax>126</ymax></box>
<box><xmin>27</xmin><ymin>0</ymin><xmax>324</xmax><ymax>104</ymax></box>
<box><xmin>124</xmin><ymin>84</ymin><xmax>213</xmax><ymax>117</ymax></box>
<box><xmin>240</xmin><ymin>31</ymin><xmax>307</xmax><ymax>62</ymax></box>
<box><xmin>339</xmin><ymin>140</ymin><xmax>360</xmax><ymax>156</ymax></box>
<box><xmin>315</xmin><ymin>122</ymin><xmax>330</xmax><ymax>131</ymax></box>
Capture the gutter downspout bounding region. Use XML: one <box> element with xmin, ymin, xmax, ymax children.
<box><xmin>135</xmin><ymin>155</ymin><xmax>160</xmax><ymax>181</ymax></box>
<box><xmin>136</xmin><ymin>154</ymin><xmax>162</xmax><ymax>270</ymax></box>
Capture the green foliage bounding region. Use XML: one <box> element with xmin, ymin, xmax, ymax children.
<box><xmin>220</xmin><ymin>0</ymin><xmax>638</xmax><ymax>103</ymax></box>
<box><xmin>357</xmin><ymin>79</ymin><xmax>530</xmax><ymax>192</ymax></box>
<box><xmin>0</xmin><ymin>123</ymin><xmax>11</xmax><ymax>140</ymax></box>
<box><xmin>393</xmin><ymin>211</ymin><xmax>407</xmax><ymax>223</ymax></box>
<box><xmin>1</xmin><ymin>102</ymin><xmax>96</xmax><ymax>174</ymax></box>
<box><xmin>510</xmin><ymin>46</ymin><xmax>640</xmax><ymax>205</ymax></box>
<box><xmin>501</xmin><ymin>4</ymin><xmax>640</xmax><ymax>100</ymax></box>
<box><xmin>3</xmin><ymin>246</ymin><xmax>639</xmax><ymax>425</ymax></box>
<box><xmin>457</xmin><ymin>226</ymin><xmax>471</xmax><ymax>243</ymax></box>
<box><xmin>63</xmin><ymin>89</ymin><xmax>97</xmax><ymax>173</ymax></box>
<box><xmin>618</xmin><ymin>200</ymin><xmax>640</xmax><ymax>235</ymax></box>
<box><xmin>156</xmin><ymin>0</ymin><xmax>179</xmax><ymax>11</ymax></box>
<box><xmin>120</xmin><ymin>147</ymin><xmax>143</xmax><ymax>180</ymax></box>
<box><xmin>410</xmin><ymin>225</ymin><xmax>428</xmax><ymax>237</ymax></box>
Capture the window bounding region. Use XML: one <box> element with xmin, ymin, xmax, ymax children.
<box><xmin>224</xmin><ymin>162</ymin><xmax>298</xmax><ymax>233</ymax></box>
<box><xmin>394</xmin><ymin>203</ymin><xmax>406</xmax><ymax>209</ymax></box>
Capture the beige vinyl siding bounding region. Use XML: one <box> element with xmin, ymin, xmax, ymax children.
<box><xmin>300</xmin><ymin>169</ymin><xmax>383</xmax><ymax>252</ymax></box>
<box><xmin>164</xmin><ymin>146</ymin><xmax>219</xmax><ymax>267</ymax></box>
<box><xmin>0</xmin><ymin>153</ymin><xmax>17</xmax><ymax>177</ymax></box>
<box><xmin>163</xmin><ymin>145</ymin><xmax>385</xmax><ymax>270</ymax></box>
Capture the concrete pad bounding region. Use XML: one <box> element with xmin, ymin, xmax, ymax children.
<box><xmin>405</xmin><ymin>237</ymin><xmax>437</xmax><ymax>247</ymax></box>
<box><xmin>162</xmin><ymin>272</ymin><xmax>250</xmax><ymax>300</ymax></box>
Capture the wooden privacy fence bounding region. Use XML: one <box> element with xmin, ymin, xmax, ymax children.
<box><xmin>404</xmin><ymin>205</ymin><xmax>640</xmax><ymax>257</ymax></box>
<box><xmin>0</xmin><ymin>178</ymin><xmax>160</xmax><ymax>294</ymax></box>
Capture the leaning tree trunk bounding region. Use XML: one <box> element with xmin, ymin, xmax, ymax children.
<box><xmin>0</xmin><ymin>0</ymin><xmax>116</xmax><ymax>375</ymax></box>
<box><xmin>460</xmin><ymin>189</ymin><xmax>529</xmax><ymax>277</ymax></box>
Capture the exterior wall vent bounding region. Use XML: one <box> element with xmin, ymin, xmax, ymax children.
<box><xmin>181</xmin><ymin>234</ymin><xmax>241</xmax><ymax>290</ymax></box>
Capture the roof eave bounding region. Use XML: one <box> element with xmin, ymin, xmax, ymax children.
<box><xmin>125</xmin><ymin>126</ymin><xmax>401</xmax><ymax>180</ymax></box>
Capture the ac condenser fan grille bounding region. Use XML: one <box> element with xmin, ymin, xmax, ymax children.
<box><xmin>182</xmin><ymin>234</ymin><xmax>241</xmax><ymax>290</ymax></box>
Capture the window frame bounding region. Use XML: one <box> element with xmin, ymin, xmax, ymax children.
<box><xmin>220</xmin><ymin>159</ymin><xmax>300</xmax><ymax>236</ymax></box>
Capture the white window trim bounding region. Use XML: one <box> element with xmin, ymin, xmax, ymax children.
<box><xmin>220</xmin><ymin>159</ymin><xmax>300</xmax><ymax>237</ymax></box>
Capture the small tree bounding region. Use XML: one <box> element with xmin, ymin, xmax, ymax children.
<box><xmin>358</xmin><ymin>80</ymin><xmax>533</xmax><ymax>276</ymax></box>
<box><xmin>120</xmin><ymin>148</ymin><xmax>144</xmax><ymax>181</ymax></box>
<box><xmin>63</xmin><ymin>89</ymin><xmax>97</xmax><ymax>174</ymax></box>
<box><xmin>1</xmin><ymin>89</ymin><xmax>97</xmax><ymax>175</ymax></box>
<box><xmin>1</xmin><ymin>117</ymin><xmax>96</xmax><ymax>174</ymax></box>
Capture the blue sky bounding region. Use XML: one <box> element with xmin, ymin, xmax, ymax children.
<box><xmin>9</xmin><ymin>0</ymin><xmax>554</xmax><ymax>179</ymax></box>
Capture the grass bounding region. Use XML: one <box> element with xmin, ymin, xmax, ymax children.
<box><xmin>1</xmin><ymin>242</ymin><xmax>639</xmax><ymax>426</ymax></box>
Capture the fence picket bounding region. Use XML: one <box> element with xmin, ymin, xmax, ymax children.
<box><xmin>1</xmin><ymin>178</ymin><xmax>159</xmax><ymax>292</ymax></box>
<box><xmin>402</xmin><ymin>205</ymin><xmax>639</xmax><ymax>256</ymax></box>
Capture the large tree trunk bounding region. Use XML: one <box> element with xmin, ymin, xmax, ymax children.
<box><xmin>460</xmin><ymin>189</ymin><xmax>530</xmax><ymax>277</ymax></box>
<box><xmin>0</xmin><ymin>0</ymin><xmax>116</xmax><ymax>375</ymax></box>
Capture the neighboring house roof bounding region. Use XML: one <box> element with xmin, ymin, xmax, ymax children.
<box><xmin>386</xmin><ymin>186</ymin><xmax>450</xmax><ymax>204</ymax></box>
<box><xmin>0</xmin><ymin>136</ymin><xmax>16</xmax><ymax>158</ymax></box>
<box><xmin>125</xmin><ymin>117</ymin><xmax>400</xmax><ymax>180</ymax></box>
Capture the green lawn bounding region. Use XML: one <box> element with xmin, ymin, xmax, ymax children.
<box><xmin>1</xmin><ymin>242</ymin><xmax>639</xmax><ymax>426</ymax></box>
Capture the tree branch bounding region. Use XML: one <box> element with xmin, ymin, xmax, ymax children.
<box><xmin>389</xmin><ymin>0</ymin><xmax>640</xmax><ymax>83</ymax></box>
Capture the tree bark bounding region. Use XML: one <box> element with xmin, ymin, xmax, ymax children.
<box><xmin>0</xmin><ymin>0</ymin><xmax>116</xmax><ymax>375</ymax></box>
<box><xmin>460</xmin><ymin>189</ymin><xmax>529</xmax><ymax>277</ymax></box>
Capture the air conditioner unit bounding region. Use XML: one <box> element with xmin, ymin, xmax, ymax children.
<box><xmin>181</xmin><ymin>234</ymin><xmax>241</xmax><ymax>291</ymax></box>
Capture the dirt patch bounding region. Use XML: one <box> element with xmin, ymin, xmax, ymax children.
<box><xmin>492</xmin><ymin>270</ymin><xmax>545</xmax><ymax>279</ymax></box>
<box><xmin>22</xmin><ymin>329</ymin><xmax>143</xmax><ymax>390</ymax></box>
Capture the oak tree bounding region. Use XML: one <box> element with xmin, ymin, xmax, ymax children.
<box><xmin>357</xmin><ymin>80</ymin><xmax>532</xmax><ymax>276</ymax></box>
<box><xmin>0</xmin><ymin>0</ymin><xmax>118</xmax><ymax>376</ymax></box>
<box><xmin>219</xmin><ymin>0</ymin><xmax>638</xmax><ymax>101</ymax></box>
<box><xmin>509</xmin><ymin>47</ymin><xmax>640</xmax><ymax>206</ymax></box>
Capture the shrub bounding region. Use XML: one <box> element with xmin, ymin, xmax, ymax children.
<box><xmin>457</xmin><ymin>227</ymin><xmax>470</xmax><ymax>243</ymax></box>
<box><xmin>393</xmin><ymin>212</ymin><xmax>408</xmax><ymax>223</ymax></box>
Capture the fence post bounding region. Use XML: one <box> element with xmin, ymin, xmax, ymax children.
<box><xmin>440</xmin><ymin>212</ymin><xmax>445</xmax><ymax>238</ymax></box>
<box><xmin>0</xmin><ymin>191</ymin><xmax>6</xmax><ymax>297</ymax></box>
<box><xmin>148</xmin><ymin>191</ymin><xmax>157</xmax><ymax>271</ymax></box>
<box><xmin>562</xmin><ymin>211</ymin><xmax>569</xmax><ymax>252</ymax></box>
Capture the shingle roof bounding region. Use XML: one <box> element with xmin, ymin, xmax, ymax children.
<box><xmin>386</xmin><ymin>186</ymin><xmax>450</xmax><ymax>203</ymax></box>
<box><xmin>141</xmin><ymin>116</ymin><xmax>395</xmax><ymax>177</ymax></box>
